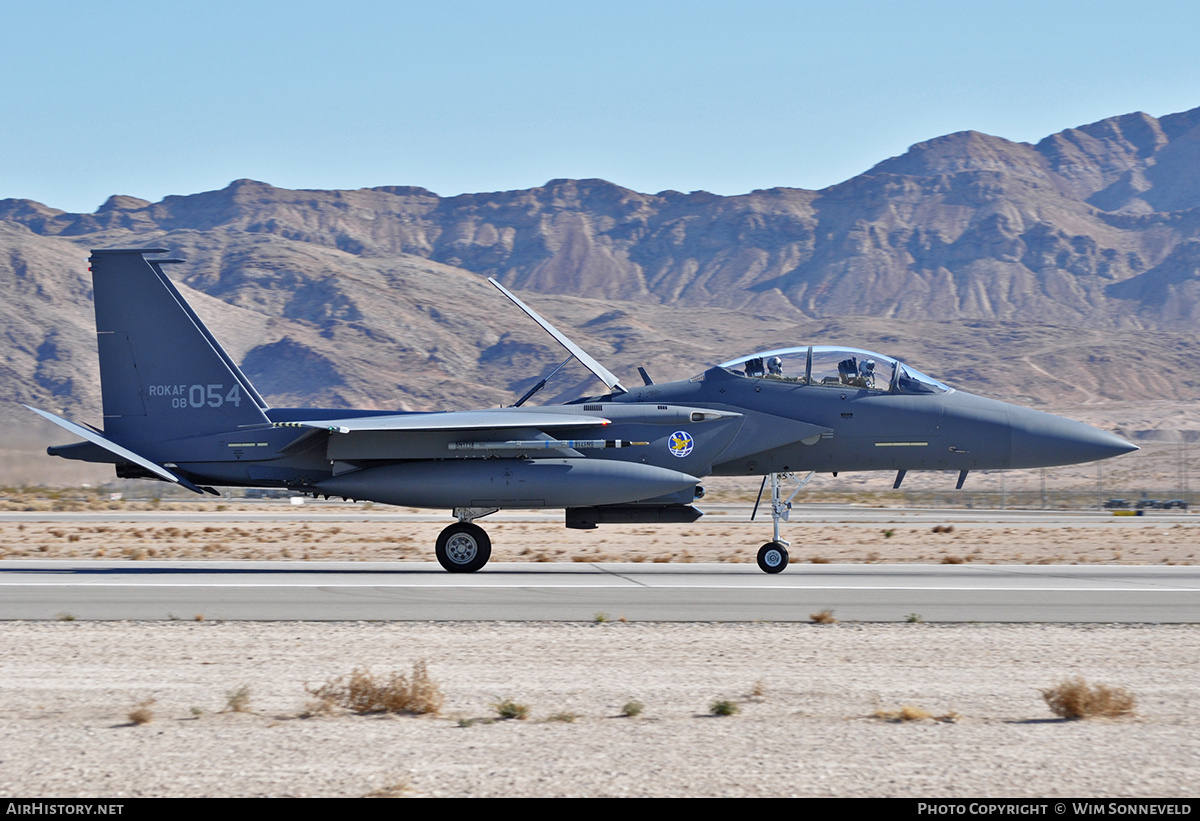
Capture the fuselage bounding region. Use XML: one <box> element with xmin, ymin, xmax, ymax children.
<box><xmin>52</xmin><ymin>353</ymin><xmax>1136</xmax><ymax>495</ymax></box>
<box><xmin>607</xmin><ymin>364</ymin><xmax>1136</xmax><ymax>476</ymax></box>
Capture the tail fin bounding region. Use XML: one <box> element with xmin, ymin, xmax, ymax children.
<box><xmin>90</xmin><ymin>248</ymin><xmax>270</xmax><ymax>444</ymax></box>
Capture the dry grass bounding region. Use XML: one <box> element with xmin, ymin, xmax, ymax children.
<box><xmin>308</xmin><ymin>661</ymin><xmax>444</xmax><ymax>716</ymax></box>
<box><xmin>363</xmin><ymin>775</ymin><xmax>413</xmax><ymax>797</ymax></box>
<box><xmin>1041</xmin><ymin>677</ymin><xmax>1136</xmax><ymax>719</ymax></box>
<box><xmin>225</xmin><ymin>685</ymin><xmax>252</xmax><ymax>713</ymax></box>
<box><xmin>127</xmin><ymin>697</ymin><xmax>155</xmax><ymax>725</ymax></box>
<box><xmin>710</xmin><ymin>699</ymin><xmax>740</xmax><ymax>716</ymax></box>
<box><xmin>493</xmin><ymin>699</ymin><xmax>530</xmax><ymax>720</ymax></box>
<box><xmin>872</xmin><ymin>704</ymin><xmax>931</xmax><ymax>721</ymax></box>
<box><xmin>871</xmin><ymin>705</ymin><xmax>961</xmax><ymax>723</ymax></box>
<box><xmin>810</xmin><ymin>609</ymin><xmax>838</xmax><ymax>624</ymax></box>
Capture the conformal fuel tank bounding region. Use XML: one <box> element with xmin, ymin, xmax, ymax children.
<box><xmin>315</xmin><ymin>458</ymin><xmax>700</xmax><ymax>508</ymax></box>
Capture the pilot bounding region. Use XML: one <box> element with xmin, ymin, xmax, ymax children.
<box><xmin>767</xmin><ymin>356</ymin><xmax>783</xmax><ymax>377</ymax></box>
<box><xmin>860</xmin><ymin>358</ymin><xmax>876</xmax><ymax>388</ymax></box>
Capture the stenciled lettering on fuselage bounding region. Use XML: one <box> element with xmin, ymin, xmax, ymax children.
<box><xmin>148</xmin><ymin>383</ymin><xmax>243</xmax><ymax>409</ymax></box>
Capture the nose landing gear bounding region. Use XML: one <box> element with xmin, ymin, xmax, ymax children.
<box><xmin>757</xmin><ymin>541</ymin><xmax>789</xmax><ymax>573</ymax></box>
<box><xmin>751</xmin><ymin>471</ymin><xmax>813</xmax><ymax>574</ymax></box>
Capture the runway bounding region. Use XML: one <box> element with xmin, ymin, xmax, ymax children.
<box><xmin>2</xmin><ymin>560</ymin><xmax>1197</xmax><ymax>622</ymax></box>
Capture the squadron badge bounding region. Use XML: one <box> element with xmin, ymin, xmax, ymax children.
<box><xmin>668</xmin><ymin>430</ymin><xmax>694</xmax><ymax>458</ymax></box>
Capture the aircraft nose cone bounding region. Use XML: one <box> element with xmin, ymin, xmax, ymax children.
<box><xmin>1010</xmin><ymin>410</ymin><xmax>1138</xmax><ymax>468</ymax></box>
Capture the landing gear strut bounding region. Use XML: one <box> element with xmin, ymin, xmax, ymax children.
<box><xmin>435</xmin><ymin>507</ymin><xmax>498</xmax><ymax>573</ymax></box>
<box><xmin>751</xmin><ymin>471</ymin><xmax>814</xmax><ymax>574</ymax></box>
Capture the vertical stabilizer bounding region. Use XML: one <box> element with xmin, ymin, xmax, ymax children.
<box><xmin>89</xmin><ymin>248</ymin><xmax>270</xmax><ymax>444</ymax></box>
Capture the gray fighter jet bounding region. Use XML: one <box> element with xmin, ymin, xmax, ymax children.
<box><xmin>29</xmin><ymin>248</ymin><xmax>1137</xmax><ymax>573</ymax></box>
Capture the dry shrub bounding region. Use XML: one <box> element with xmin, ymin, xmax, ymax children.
<box><xmin>810</xmin><ymin>609</ymin><xmax>838</xmax><ymax>624</ymax></box>
<box><xmin>710</xmin><ymin>699</ymin><xmax>739</xmax><ymax>716</ymax></box>
<box><xmin>364</xmin><ymin>775</ymin><xmax>413</xmax><ymax>798</ymax></box>
<box><xmin>493</xmin><ymin>699</ymin><xmax>530</xmax><ymax>720</ymax></box>
<box><xmin>225</xmin><ymin>685</ymin><xmax>252</xmax><ymax>713</ymax></box>
<box><xmin>941</xmin><ymin>555</ymin><xmax>965</xmax><ymax>564</ymax></box>
<box><xmin>872</xmin><ymin>705</ymin><xmax>959</xmax><ymax>722</ymax></box>
<box><xmin>873</xmin><ymin>704</ymin><xmax>931</xmax><ymax>722</ymax></box>
<box><xmin>309</xmin><ymin>661</ymin><xmax>443</xmax><ymax>715</ymax></box>
<box><xmin>620</xmin><ymin>700</ymin><xmax>644</xmax><ymax>717</ymax></box>
<box><xmin>127</xmin><ymin>697</ymin><xmax>155</xmax><ymax>725</ymax></box>
<box><xmin>1041</xmin><ymin>677</ymin><xmax>1135</xmax><ymax>719</ymax></box>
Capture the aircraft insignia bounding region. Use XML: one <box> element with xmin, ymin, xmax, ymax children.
<box><xmin>668</xmin><ymin>430</ymin><xmax>694</xmax><ymax>458</ymax></box>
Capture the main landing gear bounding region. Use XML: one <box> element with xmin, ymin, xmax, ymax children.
<box><xmin>752</xmin><ymin>471</ymin><xmax>813</xmax><ymax>574</ymax></box>
<box><xmin>435</xmin><ymin>507</ymin><xmax>498</xmax><ymax>573</ymax></box>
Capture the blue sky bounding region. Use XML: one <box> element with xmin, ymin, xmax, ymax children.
<box><xmin>4</xmin><ymin>0</ymin><xmax>1199</xmax><ymax>213</ymax></box>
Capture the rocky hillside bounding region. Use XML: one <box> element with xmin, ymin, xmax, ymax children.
<box><xmin>4</xmin><ymin>106</ymin><xmax>1200</xmax><ymax>433</ymax></box>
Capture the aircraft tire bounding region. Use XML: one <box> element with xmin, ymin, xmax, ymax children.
<box><xmin>756</xmin><ymin>541</ymin><xmax>789</xmax><ymax>574</ymax></box>
<box><xmin>436</xmin><ymin>523</ymin><xmax>492</xmax><ymax>573</ymax></box>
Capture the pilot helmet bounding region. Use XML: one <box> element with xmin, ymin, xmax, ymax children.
<box><xmin>768</xmin><ymin>356</ymin><xmax>783</xmax><ymax>372</ymax></box>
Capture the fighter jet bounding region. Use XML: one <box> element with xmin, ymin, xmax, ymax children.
<box><xmin>29</xmin><ymin>248</ymin><xmax>1137</xmax><ymax>573</ymax></box>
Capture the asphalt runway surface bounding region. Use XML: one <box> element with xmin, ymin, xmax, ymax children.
<box><xmin>2</xmin><ymin>559</ymin><xmax>1197</xmax><ymax>622</ymax></box>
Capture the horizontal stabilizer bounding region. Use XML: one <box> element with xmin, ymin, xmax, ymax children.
<box><xmin>274</xmin><ymin>409</ymin><xmax>612</xmax><ymax>433</ymax></box>
<box><xmin>25</xmin><ymin>405</ymin><xmax>210</xmax><ymax>494</ymax></box>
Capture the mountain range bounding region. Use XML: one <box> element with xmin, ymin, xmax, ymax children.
<box><xmin>4</xmin><ymin>106</ymin><xmax>1200</xmax><ymax>438</ymax></box>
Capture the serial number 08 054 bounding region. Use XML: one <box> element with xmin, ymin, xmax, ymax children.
<box><xmin>150</xmin><ymin>383</ymin><xmax>243</xmax><ymax>409</ymax></box>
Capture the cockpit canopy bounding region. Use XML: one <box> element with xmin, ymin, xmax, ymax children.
<box><xmin>714</xmin><ymin>346</ymin><xmax>951</xmax><ymax>395</ymax></box>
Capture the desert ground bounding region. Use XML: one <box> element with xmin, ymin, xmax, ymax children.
<box><xmin>1</xmin><ymin>621</ymin><xmax>1198</xmax><ymax>798</ymax></box>
<box><xmin>2</xmin><ymin>510</ymin><xmax>1198</xmax><ymax>566</ymax></box>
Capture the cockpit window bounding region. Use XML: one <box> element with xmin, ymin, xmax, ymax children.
<box><xmin>809</xmin><ymin>347</ymin><xmax>895</xmax><ymax>391</ymax></box>
<box><xmin>895</xmin><ymin>363</ymin><xmax>950</xmax><ymax>394</ymax></box>
<box><xmin>716</xmin><ymin>345</ymin><xmax>952</xmax><ymax>395</ymax></box>
<box><xmin>718</xmin><ymin>348</ymin><xmax>810</xmax><ymax>383</ymax></box>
